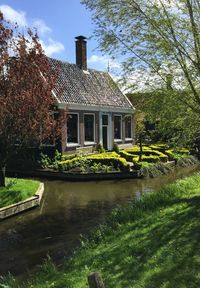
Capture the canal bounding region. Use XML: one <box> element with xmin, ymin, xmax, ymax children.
<box><xmin>0</xmin><ymin>164</ymin><xmax>199</xmax><ymax>277</ymax></box>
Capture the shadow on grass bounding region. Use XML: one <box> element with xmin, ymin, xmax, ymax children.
<box><xmin>0</xmin><ymin>190</ymin><xmax>23</xmax><ymax>208</ymax></box>
<box><xmin>18</xmin><ymin>193</ymin><xmax>200</xmax><ymax>288</ymax></box>
<box><xmin>89</xmin><ymin>195</ymin><xmax>200</xmax><ymax>288</ymax></box>
<box><xmin>2</xmin><ymin>176</ymin><xmax>200</xmax><ymax>288</ymax></box>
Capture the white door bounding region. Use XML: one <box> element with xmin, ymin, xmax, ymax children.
<box><xmin>100</xmin><ymin>113</ymin><xmax>112</xmax><ymax>150</ymax></box>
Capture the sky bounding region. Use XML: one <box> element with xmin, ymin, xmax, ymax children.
<box><xmin>0</xmin><ymin>0</ymin><xmax>120</xmax><ymax>72</ymax></box>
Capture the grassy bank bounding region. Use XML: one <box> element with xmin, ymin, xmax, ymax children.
<box><xmin>0</xmin><ymin>178</ymin><xmax>40</xmax><ymax>208</ymax></box>
<box><xmin>2</xmin><ymin>173</ymin><xmax>200</xmax><ymax>287</ymax></box>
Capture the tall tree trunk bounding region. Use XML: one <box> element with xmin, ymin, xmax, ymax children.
<box><xmin>139</xmin><ymin>134</ymin><xmax>143</xmax><ymax>162</ymax></box>
<box><xmin>0</xmin><ymin>166</ymin><xmax>6</xmax><ymax>187</ymax></box>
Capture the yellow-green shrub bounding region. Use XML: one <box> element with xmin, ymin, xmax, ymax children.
<box><xmin>165</xmin><ymin>148</ymin><xmax>189</xmax><ymax>161</ymax></box>
<box><xmin>148</xmin><ymin>143</ymin><xmax>169</xmax><ymax>152</ymax></box>
<box><xmin>57</xmin><ymin>157</ymin><xmax>88</xmax><ymax>171</ymax></box>
<box><xmin>140</xmin><ymin>155</ymin><xmax>160</xmax><ymax>163</ymax></box>
<box><xmin>87</xmin><ymin>152</ymin><xmax>130</xmax><ymax>172</ymax></box>
<box><xmin>57</xmin><ymin>152</ymin><xmax>130</xmax><ymax>172</ymax></box>
<box><xmin>125</xmin><ymin>147</ymin><xmax>168</xmax><ymax>162</ymax></box>
<box><xmin>119</xmin><ymin>150</ymin><xmax>136</xmax><ymax>162</ymax></box>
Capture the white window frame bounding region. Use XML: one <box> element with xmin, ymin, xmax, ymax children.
<box><xmin>84</xmin><ymin>113</ymin><xmax>96</xmax><ymax>145</ymax></box>
<box><xmin>114</xmin><ymin>114</ymin><xmax>122</xmax><ymax>142</ymax></box>
<box><xmin>125</xmin><ymin>115</ymin><xmax>133</xmax><ymax>141</ymax></box>
<box><xmin>66</xmin><ymin>112</ymin><xmax>80</xmax><ymax>147</ymax></box>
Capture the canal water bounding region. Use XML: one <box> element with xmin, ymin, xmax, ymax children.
<box><xmin>0</xmin><ymin>164</ymin><xmax>199</xmax><ymax>277</ymax></box>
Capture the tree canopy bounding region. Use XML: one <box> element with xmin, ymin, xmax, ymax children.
<box><xmin>128</xmin><ymin>89</ymin><xmax>199</xmax><ymax>145</ymax></box>
<box><xmin>0</xmin><ymin>12</ymin><xmax>62</xmax><ymax>186</ymax></box>
<box><xmin>82</xmin><ymin>0</ymin><xmax>200</xmax><ymax>145</ymax></box>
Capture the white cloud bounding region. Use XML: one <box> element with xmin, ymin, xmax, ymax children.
<box><xmin>88</xmin><ymin>54</ymin><xmax>121</xmax><ymax>70</ymax></box>
<box><xmin>40</xmin><ymin>38</ymin><xmax>65</xmax><ymax>56</ymax></box>
<box><xmin>0</xmin><ymin>4</ymin><xmax>27</xmax><ymax>27</ymax></box>
<box><xmin>32</xmin><ymin>19</ymin><xmax>51</xmax><ymax>36</ymax></box>
<box><xmin>0</xmin><ymin>4</ymin><xmax>65</xmax><ymax>56</ymax></box>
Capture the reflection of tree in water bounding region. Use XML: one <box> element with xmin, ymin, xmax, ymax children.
<box><xmin>0</xmin><ymin>200</ymin><xmax>116</xmax><ymax>276</ymax></box>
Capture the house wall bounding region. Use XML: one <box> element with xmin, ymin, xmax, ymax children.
<box><xmin>62</xmin><ymin>109</ymin><xmax>134</xmax><ymax>154</ymax></box>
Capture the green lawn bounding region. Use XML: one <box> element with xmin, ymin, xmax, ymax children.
<box><xmin>2</xmin><ymin>173</ymin><xmax>200</xmax><ymax>287</ymax></box>
<box><xmin>0</xmin><ymin>178</ymin><xmax>40</xmax><ymax>208</ymax></box>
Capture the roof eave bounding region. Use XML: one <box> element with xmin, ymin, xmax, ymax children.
<box><xmin>57</xmin><ymin>102</ymin><xmax>135</xmax><ymax>114</ymax></box>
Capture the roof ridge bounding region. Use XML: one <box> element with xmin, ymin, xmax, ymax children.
<box><xmin>48</xmin><ymin>57</ymin><xmax>109</xmax><ymax>74</ymax></box>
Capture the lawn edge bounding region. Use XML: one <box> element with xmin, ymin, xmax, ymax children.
<box><xmin>0</xmin><ymin>182</ymin><xmax>44</xmax><ymax>220</ymax></box>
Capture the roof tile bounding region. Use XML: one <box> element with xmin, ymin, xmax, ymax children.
<box><xmin>49</xmin><ymin>58</ymin><xmax>133</xmax><ymax>110</ymax></box>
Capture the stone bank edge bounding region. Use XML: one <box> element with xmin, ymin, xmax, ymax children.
<box><xmin>0</xmin><ymin>182</ymin><xmax>44</xmax><ymax>220</ymax></box>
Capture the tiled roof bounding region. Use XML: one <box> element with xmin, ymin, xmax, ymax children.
<box><xmin>49</xmin><ymin>58</ymin><xmax>133</xmax><ymax>110</ymax></box>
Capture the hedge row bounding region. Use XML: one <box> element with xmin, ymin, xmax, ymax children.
<box><xmin>148</xmin><ymin>143</ymin><xmax>169</xmax><ymax>152</ymax></box>
<box><xmin>119</xmin><ymin>150</ymin><xmax>138</xmax><ymax>163</ymax></box>
<box><xmin>123</xmin><ymin>147</ymin><xmax>168</xmax><ymax>163</ymax></box>
<box><xmin>86</xmin><ymin>152</ymin><xmax>130</xmax><ymax>172</ymax></box>
<box><xmin>57</xmin><ymin>152</ymin><xmax>130</xmax><ymax>173</ymax></box>
<box><xmin>54</xmin><ymin>145</ymin><xmax>189</xmax><ymax>173</ymax></box>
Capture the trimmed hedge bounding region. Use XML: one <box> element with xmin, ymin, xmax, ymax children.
<box><xmin>119</xmin><ymin>150</ymin><xmax>138</xmax><ymax>163</ymax></box>
<box><xmin>86</xmin><ymin>152</ymin><xmax>130</xmax><ymax>172</ymax></box>
<box><xmin>57</xmin><ymin>157</ymin><xmax>89</xmax><ymax>172</ymax></box>
<box><xmin>57</xmin><ymin>152</ymin><xmax>130</xmax><ymax>173</ymax></box>
<box><xmin>165</xmin><ymin>149</ymin><xmax>189</xmax><ymax>161</ymax></box>
<box><xmin>148</xmin><ymin>143</ymin><xmax>169</xmax><ymax>152</ymax></box>
<box><xmin>141</xmin><ymin>155</ymin><xmax>160</xmax><ymax>163</ymax></box>
<box><xmin>125</xmin><ymin>147</ymin><xmax>168</xmax><ymax>162</ymax></box>
<box><xmin>50</xmin><ymin>145</ymin><xmax>190</xmax><ymax>174</ymax></box>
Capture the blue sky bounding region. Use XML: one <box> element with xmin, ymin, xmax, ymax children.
<box><xmin>0</xmin><ymin>0</ymin><xmax>120</xmax><ymax>72</ymax></box>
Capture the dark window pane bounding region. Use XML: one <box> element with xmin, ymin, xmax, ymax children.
<box><xmin>102</xmin><ymin>114</ymin><xmax>108</xmax><ymax>125</ymax></box>
<box><xmin>125</xmin><ymin>116</ymin><xmax>132</xmax><ymax>138</ymax></box>
<box><xmin>84</xmin><ymin>114</ymin><xmax>94</xmax><ymax>142</ymax></box>
<box><xmin>114</xmin><ymin>116</ymin><xmax>121</xmax><ymax>139</ymax></box>
<box><xmin>67</xmin><ymin>114</ymin><xmax>78</xmax><ymax>143</ymax></box>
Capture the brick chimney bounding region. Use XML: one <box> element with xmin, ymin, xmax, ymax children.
<box><xmin>75</xmin><ymin>35</ymin><xmax>87</xmax><ymax>70</ymax></box>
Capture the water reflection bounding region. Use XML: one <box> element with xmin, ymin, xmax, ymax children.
<box><xmin>0</xmin><ymin>165</ymin><xmax>199</xmax><ymax>276</ymax></box>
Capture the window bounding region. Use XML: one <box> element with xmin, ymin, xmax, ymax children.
<box><xmin>67</xmin><ymin>113</ymin><xmax>79</xmax><ymax>143</ymax></box>
<box><xmin>102</xmin><ymin>114</ymin><xmax>108</xmax><ymax>125</ymax></box>
<box><xmin>84</xmin><ymin>114</ymin><xmax>95</xmax><ymax>142</ymax></box>
<box><xmin>125</xmin><ymin>116</ymin><xmax>132</xmax><ymax>139</ymax></box>
<box><xmin>114</xmin><ymin>115</ymin><xmax>122</xmax><ymax>140</ymax></box>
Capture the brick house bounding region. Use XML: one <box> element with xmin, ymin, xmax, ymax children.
<box><xmin>49</xmin><ymin>36</ymin><xmax>135</xmax><ymax>153</ymax></box>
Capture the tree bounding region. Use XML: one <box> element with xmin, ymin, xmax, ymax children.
<box><xmin>128</xmin><ymin>88</ymin><xmax>200</xmax><ymax>146</ymax></box>
<box><xmin>0</xmin><ymin>12</ymin><xmax>62</xmax><ymax>187</ymax></box>
<box><xmin>82</xmin><ymin>0</ymin><xmax>200</xmax><ymax>136</ymax></box>
<box><xmin>135</xmin><ymin>112</ymin><xmax>145</xmax><ymax>161</ymax></box>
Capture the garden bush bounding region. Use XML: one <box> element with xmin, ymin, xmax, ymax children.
<box><xmin>134</xmin><ymin>161</ymin><xmax>151</xmax><ymax>170</ymax></box>
<box><xmin>87</xmin><ymin>152</ymin><xmax>130</xmax><ymax>172</ymax></box>
<box><xmin>89</xmin><ymin>163</ymin><xmax>113</xmax><ymax>173</ymax></box>
<box><xmin>97</xmin><ymin>143</ymin><xmax>105</xmax><ymax>153</ymax></box>
<box><xmin>119</xmin><ymin>150</ymin><xmax>136</xmax><ymax>162</ymax></box>
<box><xmin>56</xmin><ymin>152</ymin><xmax>130</xmax><ymax>173</ymax></box>
<box><xmin>148</xmin><ymin>143</ymin><xmax>169</xmax><ymax>152</ymax></box>
<box><xmin>141</xmin><ymin>155</ymin><xmax>160</xmax><ymax>163</ymax></box>
<box><xmin>125</xmin><ymin>146</ymin><xmax>168</xmax><ymax>162</ymax></box>
<box><xmin>57</xmin><ymin>157</ymin><xmax>91</xmax><ymax>172</ymax></box>
<box><xmin>112</xmin><ymin>142</ymin><xmax>120</xmax><ymax>153</ymax></box>
<box><xmin>165</xmin><ymin>149</ymin><xmax>189</xmax><ymax>161</ymax></box>
<box><xmin>38</xmin><ymin>152</ymin><xmax>51</xmax><ymax>168</ymax></box>
<box><xmin>39</xmin><ymin>144</ymin><xmax>190</xmax><ymax>174</ymax></box>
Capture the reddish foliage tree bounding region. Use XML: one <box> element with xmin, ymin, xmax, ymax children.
<box><xmin>0</xmin><ymin>13</ymin><xmax>63</xmax><ymax>187</ymax></box>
